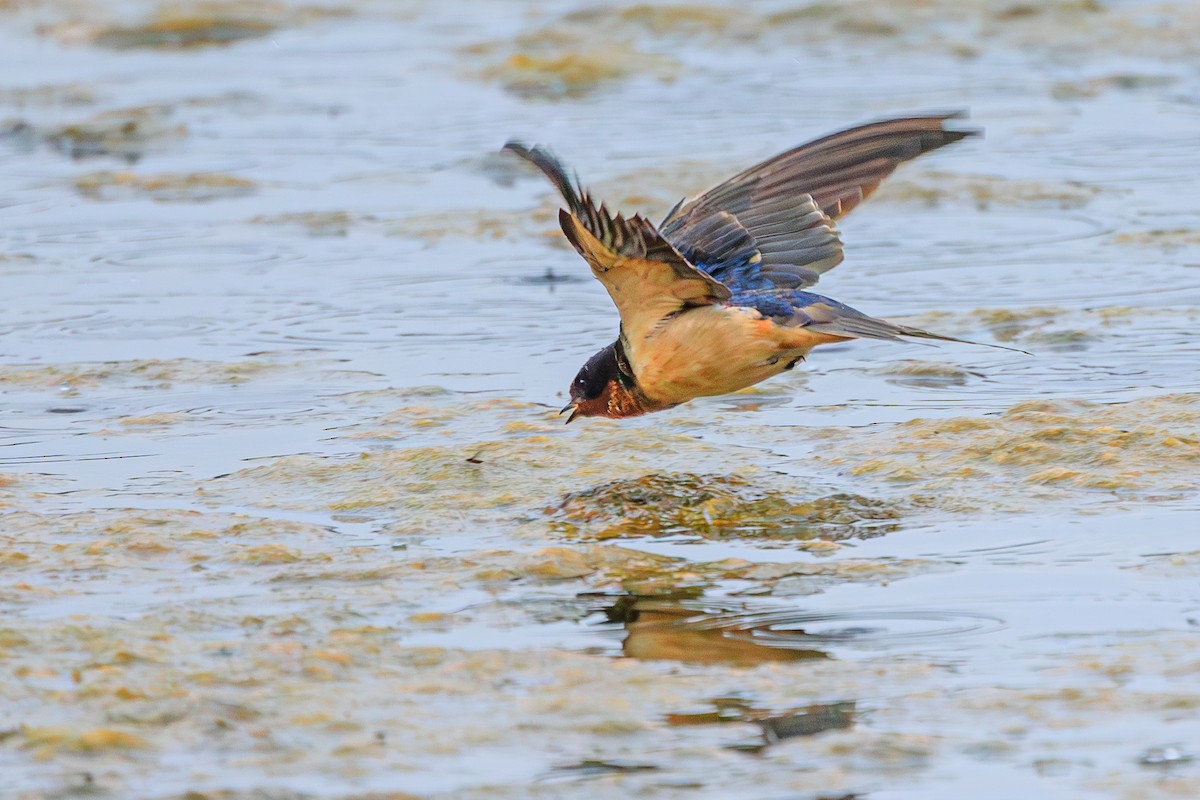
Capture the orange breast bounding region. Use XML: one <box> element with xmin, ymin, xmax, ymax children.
<box><xmin>628</xmin><ymin>306</ymin><xmax>823</xmax><ymax>405</ymax></box>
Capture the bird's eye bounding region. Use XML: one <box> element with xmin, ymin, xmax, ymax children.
<box><xmin>573</xmin><ymin>345</ymin><xmax>619</xmax><ymax>400</ymax></box>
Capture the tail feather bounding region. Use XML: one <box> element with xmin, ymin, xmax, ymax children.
<box><xmin>790</xmin><ymin>296</ymin><xmax>1028</xmax><ymax>354</ymax></box>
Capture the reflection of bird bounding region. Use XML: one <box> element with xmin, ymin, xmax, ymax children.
<box><xmin>603</xmin><ymin>597</ymin><xmax>828</xmax><ymax>666</ymax></box>
<box><xmin>505</xmin><ymin>113</ymin><xmax>984</xmax><ymax>422</ymax></box>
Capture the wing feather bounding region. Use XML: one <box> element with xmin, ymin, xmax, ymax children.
<box><xmin>661</xmin><ymin>113</ymin><xmax>978</xmax><ymax>291</ymax></box>
<box><xmin>504</xmin><ymin>141</ymin><xmax>731</xmax><ymax>345</ymax></box>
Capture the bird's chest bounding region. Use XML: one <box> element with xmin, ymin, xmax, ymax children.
<box><xmin>627</xmin><ymin>306</ymin><xmax>799</xmax><ymax>404</ymax></box>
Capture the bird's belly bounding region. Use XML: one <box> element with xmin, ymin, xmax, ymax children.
<box><xmin>630</xmin><ymin>307</ymin><xmax>805</xmax><ymax>405</ymax></box>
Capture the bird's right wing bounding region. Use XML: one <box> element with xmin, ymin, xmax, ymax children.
<box><xmin>504</xmin><ymin>142</ymin><xmax>731</xmax><ymax>346</ymax></box>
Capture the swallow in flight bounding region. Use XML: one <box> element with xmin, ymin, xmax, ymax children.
<box><xmin>505</xmin><ymin>113</ymin><xmax>985</xmax><ymax>422</ymax></box>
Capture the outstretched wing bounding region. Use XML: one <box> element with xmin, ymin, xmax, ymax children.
<box><xmin>661</xmin><ymin>113</ymin><xmax>978</xmax><ymax>292</ymax></box>
<box><xmin>503</xmin><ymin>141</ymin><xmax>731</xmax><ymax>345</ymax></box>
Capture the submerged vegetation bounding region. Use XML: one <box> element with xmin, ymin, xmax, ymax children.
<box><xmin>553</xmin><ymin>473</ymin><xmax>899</xmax><ymax>541</ymax></box>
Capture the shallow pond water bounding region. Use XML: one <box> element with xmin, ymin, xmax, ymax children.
<box><xmin>2</xmin><ymin>1</ymin><xmax>1200</xmax><ymax>798</ymax></box>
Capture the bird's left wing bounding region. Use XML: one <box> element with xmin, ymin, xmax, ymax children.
<box><xmin>659</xmin><ymin>113</ymin><xmax>978</xmax><ymax>292</ymax></box>
<box><xmin>504</xmin><ymin>142</ymin><xmax>731</xmax><ymax>345</ymax></box>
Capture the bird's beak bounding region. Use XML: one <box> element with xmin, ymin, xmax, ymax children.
<box><xmin>560</xmin><ymin>402</ymin><xmax>579</xmax><ymax>424</ymax></box>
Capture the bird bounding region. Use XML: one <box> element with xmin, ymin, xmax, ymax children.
<box><xmin>504</xmin><ymin>113</ymin><xmax>987</xmax><ymax>422</ymax></box>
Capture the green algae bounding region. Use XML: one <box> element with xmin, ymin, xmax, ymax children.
<box><xmin>383</xmin><ymin>207</ymin><xmax>553</xmax><ymax>243</ymax></box>
<box><xmin>566</xmin><ymin>4</ymin><xmax>743</xmax><ymax>38</ymax></box>
<box><xmin>75</xmin><ymin>170</ymin><xmax>257</xmax><ymax>202</ymax></box>
<box><xmin>472</xmin><ymin>45</ymin><xmax>679</xmax><ymax>101</ymax></box>
<box><xmin>813</xmin><ymin>394</ymin><xmax>1200</xmax><ymax>508</ymax></box>
<box><xmin>0</xmin><ymin>357</ymin><xmax>289</xmax><ymax>389</ymax></box>
<box><xmin>874</xmin><ymin>169</ymin><xmax>1106</xmax><ymax>210</ymax></box>
<box><xmin>552</xmin><ymin>473</ymin><xmax>900</xmax><ymax>542</ymax></box>
<box><xmin>1112</xmin><ymin>228</ymin><xmax>1200</xmax><ymax>249</ymax></box>
<box><xmin>94</xmin><ymin>16</ymin><xmax>277</xmax><ymax>49</ymax></box>
<box><xmin>199</xmin><ymin>400</ymin><xmax>762</xmax><ymax>527</ymax></box>
<box><xmin>464</xmin><ymin>10</ymin><xmax>689</xmax><ymax>101</ymax></box>
<box><xmin>896</xmin><ymin>304</ymin><xmax>1200</xmax><ymax>350</ymax></box>
<box><xmin>7</xmin><ymin>104</ymin><xmax>188</xmax><ymax>161</ymax></box>
<box><xmin>1</xmin><ymin>412</ymin><xmax>1192</xmax><ymax>797</ymax></box>
<box><xmin>467</xmin><ymin>0</ymin><xmax>1200</xmax><ymax>81</ymax></box>
<box><xmin>80</xmin><ymin>2</ymin><xmax>352</xmax><ymax>50</ymax></box>
<box><xmin>249</xmin><ymin>210</ymin><xmax>359</xmax><ymax>237</ymax></box>
<box><xmin>0</xmin><ymin>82</ymin><xmax>96</xmax><ymax>107</ymax></box>
<box><xmin>209</xmin><ymin>393</ymin><xmax>907</xmax><ymax>549</ymax></box>
<box><xmin>1051</xmin><ymin>73</ymin><xmax>1178</xmax><ymax>100</ymax></box>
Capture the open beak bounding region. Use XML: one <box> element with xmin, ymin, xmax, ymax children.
<box><xmin>560</xmin><ymin>402</ymin><xmax>579</xmax><ymax>424</ymax></box>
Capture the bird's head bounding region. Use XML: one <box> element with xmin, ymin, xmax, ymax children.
<box><xmin>561</xmin><ymin>343</ymin><xmax>649</xmax><ymax>422</ymax></box>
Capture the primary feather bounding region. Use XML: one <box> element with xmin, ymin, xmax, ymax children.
<box><xmin>660</xmin><ymin>112</ymin><xmax>977</xmax><ymax>293</ymax></box>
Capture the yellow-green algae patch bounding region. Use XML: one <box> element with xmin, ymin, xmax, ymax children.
<box><xmin>249</xmin><ymin>210</ymin><xmax>360</xmax><ymax>237</ymax></box>
<box><xmin>383</xmin><ymin>206</ymin><xmax>558</xmax><ymax>244</ymax></box>
<box><xmin>253</xmin><ymin>204</ymin><xmax>567</xmax><ymax>245</ymax></box>
<box><xmin>810</xmin><ymin>394</ymin><xmax>1200</xmax><ymax>509</ymax></box>
<box><xmin>200</xmin><ymin>398</ymin><xmax>901</xmax><ymax>548</ymax></box>
<box><xmin>874</xmin><ymin>169</ymin><xmax>1107</xmax><ymax>210</ymax></box>
<box><xmin>0</xmin><ymin>508</ymin><xmax>1190</xmax><ymax>797</ymax></box>
<box><xmin>7</xmin><ymin>104</ymin><xmax>187</xmax><ymax>161</ymax></box>
<box><xmin>93</xmin><ymin>16</ymin><xmax>277</xmax><ymax>49</ymax></box>
<box><xmin>0</xmin><ymin>506</ymin><xmax>953</xmax><ymax>795</ymax></box>
<box><xmin>43</xmin><ymin>2</ymin><xmax>353</xmax><ymax>50</ymax></box>
<box><xmin>19</xmin><ymin>726</ymin><xmax>148</xmax><ymax>755</ymax></box>
<box><xmin>0</xmin><ymin>357</ymin><xmax>296</xmax><ymax>395</ymax></box>
<box><xmin>494</xmin><ymin>48</ymin><xmax>678</xmax><ymax>100</ymax></box>
<box><xmin>1051</xmin><ymin>72</ymin><xmax>1178</xmax><ymax>100</ymax></box>
<box><xmin>117</xmin><ymin>411</ymin><xmax>193</xmax><ymax>428</ymax></box>
<box><xmin>75</xmin><ymin>170</ymin><xmax>257</xmax><ymax>203</ymax></box>
<box><xmin>896</xmin><ymin>304</ymin><xmax>1200</xmax><ymax>349</ymax></box>
<box><xmin>765</xmin><ymin>0</ymin><xmax>1200</xmax><ymax>62</ymax></box>
<box><xmin>458</xmin><ymin>544</ymin><xmax>937</xmax><ymax>596</ymax></box>
<box><xmin>0</xmin><ymin>82</ymin><xmax>96</xmax><ymax>107</ymax></box>
<box><xmin>563</xmin><ymin>4</ymin><xmax>747</xmax><ymax>39</ymax></box>
<box><xmin>1112</xmin><ymin>228</ymin><xmax>1200</xmax><ymax>249</ymax></box>
<box><xmin>279</xmin><ymin>541</ymin><xmax>933</xmax><ymax>600</ymax></box>
<box><xmin>202</xmin><ymin>400</ymin><xmax>733</xmax><ymax>514</ymax></box>
<box><xmin>0</xmin><ymin>608</ymin><xmax>927</xmax><ymax>798</ymax></box>
<box><xmin>552</xmin><ymin>473</ymin><xmax>900</xmax><ymax>542</ymax></box>
<box><xmin>0</xmin><ymin>509</ymin><xmax>341</xmax><ymax>582</ymax></box>
<box><xmin>464</xmin><ymin>18</ymin><xmax>680</xmax><ymax>100</ymax></box>
<box><xmin>473</xmin><ymin>1</ymin><xmax>1200</xmax><ymax>71</ymax></box>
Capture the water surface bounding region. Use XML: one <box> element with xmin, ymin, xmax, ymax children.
<box><xmin>2</xmin><ymin>1</ymin><xmax>1200</xmax><ymax>798</ymax></box>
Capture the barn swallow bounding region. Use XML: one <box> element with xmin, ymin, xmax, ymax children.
<box><xmin>505</xmin><ymin>113</ymin><xmax>985</xmax><ymax>422</ymax></box>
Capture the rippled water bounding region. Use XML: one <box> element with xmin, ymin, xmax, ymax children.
<box><xmin>3</xmin><ymin>1</ymin><xmax>1200</xmax><ymax>798</ymax></box>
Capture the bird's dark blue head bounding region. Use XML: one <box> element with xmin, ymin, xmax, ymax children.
<box><xmin>561</xmin><ymin>340</ymin><xmax>657</xmax><ymax>422</ymax></box>
<box><xmin>563</xmin><ymin>344</ymin><xmax>620</xmax><ymax>422</ymax></box>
